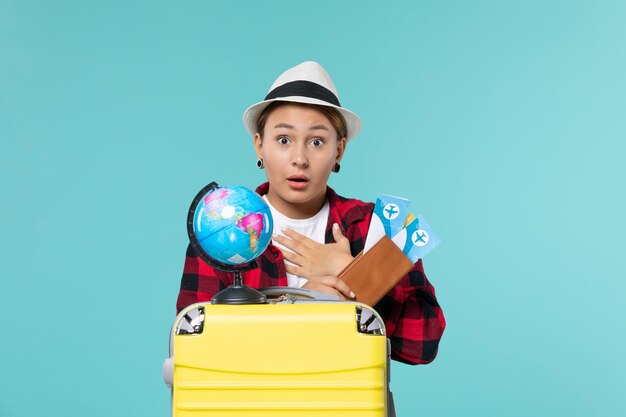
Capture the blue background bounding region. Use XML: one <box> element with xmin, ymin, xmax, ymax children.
<box><xmin>1</xmin><ymin>1</ymin><xmax>625</xmax><ymax>416</ymax></box>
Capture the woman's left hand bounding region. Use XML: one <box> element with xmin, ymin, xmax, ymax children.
<box><xmin>273</xmin><ymin>223</ymin><xmax>354</xmax><ymax>278</ymax></box>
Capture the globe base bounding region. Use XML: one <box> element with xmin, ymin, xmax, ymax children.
<box><xmin>211</xmin><ymin>285</ymin><xmax>267</xmax><ymax>305</ymax></box>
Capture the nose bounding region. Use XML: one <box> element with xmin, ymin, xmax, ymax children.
<box><xmin>291</xmin><ymin>143</ymin><xmax>309</xmax><ymax>168</ymax></box>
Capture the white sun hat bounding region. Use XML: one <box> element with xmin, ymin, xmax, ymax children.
<box><xmin>242</xmin><ymin>61</ymin><xmax>362</xmax><ymax>141</ymax></box>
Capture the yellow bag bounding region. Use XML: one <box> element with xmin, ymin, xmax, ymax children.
<box><xmin>163</xmin><ymin>287</ymin><xmax>395</xmax><ymax>417</ymax></box>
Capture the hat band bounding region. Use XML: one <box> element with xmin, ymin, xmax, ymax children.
<box><xmin>264</xmin><ymin>80</ymin><xmax>341</xmax><ymax>107</ymax></box>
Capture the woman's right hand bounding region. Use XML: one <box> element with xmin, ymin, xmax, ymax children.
<box><xmin>302</xmin><ymin>276</ymin><xmax>355</xmax><ymax>300</ymax></box>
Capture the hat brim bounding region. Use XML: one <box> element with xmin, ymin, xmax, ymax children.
<box><xmin>242</xmin><ymin>96</ymin><xmax>362</xmax><ymax>142</ymax></box>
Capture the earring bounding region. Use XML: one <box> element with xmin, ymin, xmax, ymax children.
<box><xmin>332</xmin><ymin>162</ymin><xmax>341</xmax><ymax>173</ymax></box>
<box><xmin>256</xmin><ymin>158</ymin><xmax>265</xmax><ymax>169</ymax></box>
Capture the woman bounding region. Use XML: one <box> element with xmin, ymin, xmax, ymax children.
<box><xmin>176</xmin><ymin>61</ymin><xmax>445</xmax><ymax>365</ymax></box>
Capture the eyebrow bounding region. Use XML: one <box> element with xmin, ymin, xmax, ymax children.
<box><xmin>274</xmin><ymin>123</ymin><xmax>295</xmax><ymax>129</ymax></box>
<box><xmin>273</xmin><ymin>123</ymin><xmax>329</xmax><ymax>131</ymax></box>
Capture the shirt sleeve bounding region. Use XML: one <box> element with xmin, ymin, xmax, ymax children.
<box><xmin>175</xmin><ymin>244</ymin><xmax>232</xmax><ymax>314</ymax></box>
<box><xmin>374</xmin><ymin>259</ymin><xmax>446</xmax><ymax>365</ymax></box>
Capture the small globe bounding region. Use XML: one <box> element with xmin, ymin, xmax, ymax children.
<box><xmin>191</xmin><ymin>185</ymin><xmax>273</xmax><ymax>266</ymax></box>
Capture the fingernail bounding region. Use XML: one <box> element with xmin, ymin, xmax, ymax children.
<box><xmin>350</xmin><ymin>291</ymin><xmax>355</xmax><ymax>298</ymax></box>
<box><xmin>333</xmin><ymin>223</ymin><xmax>339</xmax><ymax>229</ymax></box>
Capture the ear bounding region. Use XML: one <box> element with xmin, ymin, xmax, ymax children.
<box><xmin>253</xmin><ymin>133</ymin><xmax>263</xmax><ymax>159</ymax></box>
<box><xmin>335</xmin><ymin>137</ymin><xmax>347</xmax><ymax>163</ymax></box>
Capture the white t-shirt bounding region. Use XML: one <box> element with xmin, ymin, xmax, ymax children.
<box><xmin>263</xmin><ymin>195</ymin><xmax>330</xmax><ymax>288</ymax></box>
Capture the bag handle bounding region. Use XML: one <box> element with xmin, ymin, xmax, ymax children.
<box><xmin>258</xmin><ymin>286</ymin><xmax>340</xmax><ymax>301</ymax></box>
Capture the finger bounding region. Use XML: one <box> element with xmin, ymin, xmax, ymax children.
<box><xmin>282</xmin><ymin>228</ymin><xmax>315</xmax><ymax>247</ymax></box>
<box><xmin>285</xmin><ymin>263</ymin><xmax>304</xmax><ymax>277</ymax></box>
<box><xmin>326</xmin><ymin>286</ymin><xmax>346</xmax><ymax>300</ymax></box>
<box><xmin>273</xmin><ymin>233</ymin><xmax>309</xmax><ymax>255</ymax></box>
<box><xmin>331</xmin><ymin>223</ymin><xmax>346</xmax><ymax>242</ymax></box>
<box><xmin>303</xmin><ymin>282</ymin><xmax>345</xmax><ymax>300</ymax></box>
<box><xmin>280</xmin><ymin>248</ymin><xmax>304</xmax><ymax>266</ymax></box>
<box><xmin>320</xmin><ymin>276</ymin><xmax>355</xmax><ymax>299</ymax></box>
<box><xmin>331</xmin><ymin>223</ymin><xmax>350</xmax><ymax>251</ymax></box>
<box><xmin>332</xmin><ymin>224</ymin><xmax>352</xmax><ymax>255</ymax></box>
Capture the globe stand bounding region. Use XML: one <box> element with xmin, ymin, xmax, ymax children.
<box><xmin>187</xmin><ymin>181</ymin><xmax>271</xmax><ymax>306</ymax></box>
<box><xmin>211</xmin><ymin>271</ymin><xmax>267</xmax><ymax>305</ymax></box>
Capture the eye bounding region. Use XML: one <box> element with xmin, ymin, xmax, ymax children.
<box><xmin>310</xmin><ymin>138</ymin><xmax>324</xmax><ymax>147</ymax></box>
<box><xmin>277</xmin><ymin>135</ymin><xmax>291</xmax><ymax>145</ymax></box>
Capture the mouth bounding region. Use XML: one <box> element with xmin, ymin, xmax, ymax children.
<box><xmin>287</xmin><ymin>175</ymin><xmax>310</xmax><ymax>182</ymax></box>
<box><xmin>287</xmin><ymin>175</ymin><xmax>310</xmax><ymax>189</ymax></box>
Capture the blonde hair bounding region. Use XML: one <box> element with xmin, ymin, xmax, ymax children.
<box><xmin>256</xmin><ymin>101</ymin><xmax>348</xmax><ymax>141</ymax></box>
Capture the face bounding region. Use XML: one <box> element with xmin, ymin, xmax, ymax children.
<box><xmin>254</xmin><ymin>103</ymin><xmax>346</xmax><ymax>219</ymax></box>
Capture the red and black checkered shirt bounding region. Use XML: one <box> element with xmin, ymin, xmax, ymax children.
<box><xmin>176</xmin><ymin>182</ymin><xmax>446</xmax><ymax>365</ymax></box>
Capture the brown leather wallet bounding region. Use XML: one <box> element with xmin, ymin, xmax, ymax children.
<box><xmin>338</xmin><ymin>235</ymin><xmax>414</xmax><ymax>306</ymax></box>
